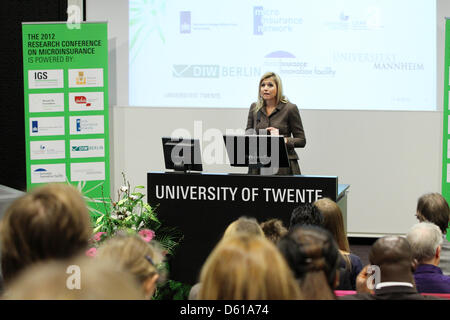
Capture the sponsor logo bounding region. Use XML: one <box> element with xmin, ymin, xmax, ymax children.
<box><xmin>70</xmin><ymin>162</ymin><xmax>105</xmax><ymax>181</ymax></box>
<box><xmin>69</xmin><ymin>92</ymin><xmax>103</xmax><ymax>111</ymax></box>
<box><xmin>70</xmin><ymin>116</ymin><xmax>104</xmax><ymax>135</ymax></box>
<box><xmin>31</xmin><ymin>164</ymin><xmax>66</xmax><ymax>183</ymax></box>
<box><xmin>74</xmin><ymin>96</ymin><xmax>88</xmax><ymax>105</ymax></box>
<box><xmin>32</xmin><ymin>121</ymin><xmax>38</xmax><ymax>133</ymax></box>
<box><xmin>30</xmin><ymin>140</ymin><xmax>65</xmax><ymax>160</ymax></box>
<box><xmin>253</xmin><ymin>6</ymin><xmax>303</xmax><ymax>35</ymax></box>
<box><xmin>28</xmin><ymin>69</ymin><xmax>64</xmax><ymax>89</ymax></box>
<box><xmin>70</xmin><ymin>139</ymin><xmax>105</xmax><ymax>158</ymax></box>
<box><xmin>68</xmin><ymin>68</ymin><xmax>103</xmax><ymax>88</ymax></box>
<box><xmin>180</xmin><ymin>11</ymin><xmax>191</xmax><ymax>34</ymax></box>
<box><xmin>264</xmin><ymin>50</ymin><xmax>336</xmax><ymax>77</ymax></box>
<box><xmin>173</xmin><ymin>65</ymin><xmax>260</xmax><ymax>78</ymax></box>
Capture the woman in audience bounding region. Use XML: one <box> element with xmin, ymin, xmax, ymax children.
<box><xmin>96</xmin><ymin>234</ymin><xmax>165</xmax><ymax>299</ymax></box>
<box><xmin>189</xmin><ymin>216</ymin><xmax>265</xmax><ymax>300</ymax></box>
<box><xmin>314</xmin><ymin>198</ymin><xmax>363</xmax><ymax>290</ymax></box>
<box><xmin>198</xmin><ymin>233</ymin><xmax>302</xmax><ymax>300</ymax></box>
<box><xmin>223</xmin><ymin>216</ymin><xmax>264</xmax><ymax>238</ymax></box>
<box><xmin>260</xmin><ymin>218</ymin><xmax>288</xmax><ymax>244</ymax></box>
<box><xmin>0</xmin><ymin>183</ymin><xmax>92</xmax><ymax>285</ymax></box>
<box><xmin>278</xmin><ymin>225</ymin><xmax>341</xmax><ymax>299</ymax></box>
<box><xmin>3</xmin><ymin>256</ymin><xmax>144</xmax><ymax>300</ymax></box>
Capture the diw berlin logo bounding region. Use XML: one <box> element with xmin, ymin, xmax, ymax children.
<box><xmin>173</xmin><ymin>65</ymin><xmax>219</xmax><ymax>78</ymax></box>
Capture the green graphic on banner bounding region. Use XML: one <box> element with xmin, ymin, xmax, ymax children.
<box><xmin>442</xmin><ymin>19</ymin><xmax>450</xmax><ymax>240</ymax></box>
<box><xmin>22</xmin><ymin>22</ymin><xmax>110</xmax><ymax>215</ymax></box>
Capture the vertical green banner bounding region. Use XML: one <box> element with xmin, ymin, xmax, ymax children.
<box><xmin>22</xmin><ymin>22</ymin><xmax>110</xmax><ymax>216</ymax></box>
<box><xmin>443</xmin><ymin>19</ymin><xmax>450</xmax><ymax>239</ymax></box>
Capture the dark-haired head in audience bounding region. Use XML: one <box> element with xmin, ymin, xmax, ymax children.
<box><xmin>314</xmin><ymin>198</ymin><xmax>363</xmax><ymax>290</ymax></box>
<box><xmin>223</xmin><ymin>216</ymin><xmax>264</xmax><ymax>238</ymax></box>
<box><xmin>3</xmin><ymin>256</ymin><xmax>144</xmax><ymax>300</ymax></box>
<box><xmin>278</xmin><ymin>225</ymin><xmax>341</xmax><ymax>299</ymax></box>
<box><xmin>198</xmin><ymin>233</ymin><xmax>302</xmax><ymax>299</ymax></box>
<box><xmin>289</xmin><ymin>202</ymin><xmax>323</xmax><ymax>230</ymax></box>
<box><xmin>260</xmin><ymin>218</ymin><xmax>288</xmax><ymax>244</ymax></box>
<box><xmin>415</xmin><ymin>193</ymin><xmax>450</xmax><ymax>276</ymax></box>
<box><xmin>0</xmin><ymin>183</ymin><xmax>92</xmax><ymax>285</ymax></box>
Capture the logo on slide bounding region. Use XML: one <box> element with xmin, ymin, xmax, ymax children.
<box><xmin>253</xmin><ymin>6</ymin><xmax>263</xmax><ymax>35</ymax></box>
<box><xmin>173</xmin><ymin>65</ymin><xmax>219</xmax><ymax>78</ymax></box>
<box><xmin>180</xmin><ymin>11</ymin><xmax>191</xmax><ymax>34</ymax></box>
<box><xmin>76</xmin><ymin>119</ymin><xmax>81</xmax><ymax>132</ymax></box>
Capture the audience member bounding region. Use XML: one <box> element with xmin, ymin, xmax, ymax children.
<box><xmin>278</xmin><ymin>225</ymin><xmax>341</xmax><ymax>299</ymax></box>
<box><xmin>314</xmin><ymin>198</ymin><xmax>363</xmax><ymax>290</ymax></box>
<box><xmin>0</xmin><ymin>183</ymin><xmax>92</xmax><ymax>285</ymax></box>
<box><xmin>198</xmin><ymin>233</ymin><xmax>302</xmax><ymax>300</ymax></box>
<box><xmin>260</xmin><ymin>218</ymin><xmax>288</xmax><ymax>244</ymax></box>
<box><xmin>223</xmin><ymin>216</ymin><xmax>264</xmax><ymax>238</ymax></box>
<box><xmin>289</xmin><ymin>203</ymin><xmax>323</xmax><ymax>230</ymax></box>
<box><xmin>189</xmin><ymin>216</ymin><xmax>265</xmax><ymax>300</ymax></box>
<box><xmin>415</xmin><ymin>193</ymin><xmax>450</xmax><ymax>275</ymax></box>
<box><xmin>96</xmin><ymin>234</ymin><xmax>165</xmax><ymax>299</ymax></box>
<box><xmin>341</xmin><ymin>236</ymin><xmax>441</xmax><ymax>300</ymax></box>
<box><xmin>3</xmin><ymin>256</ymin><xmax>143</xmax><ymax>300</ymax></box>
<box><xmin>406</xmin><ymin>222</ymin><xmax>450</xmax><ymax>293</ymax></box>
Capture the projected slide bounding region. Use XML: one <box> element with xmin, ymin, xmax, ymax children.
<box><xmin>129</xmin><ymin>0</ymin><xmax>436</xmax><ymax>110</ymax></box>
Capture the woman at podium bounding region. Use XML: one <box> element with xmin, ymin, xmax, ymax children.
<box><xmin>246</xmin><ymin>72</ymin><xmax>306</xmax><ymax>175</ymax></box>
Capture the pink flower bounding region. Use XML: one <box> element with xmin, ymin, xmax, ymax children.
<box><xmin>93</xmin><ymin>232</ymin><xmax>107</xmax><ymax>242</ymax></box>
<box><xmin>85</xmin><ymin>247</ymin><xmax>97</xmax><ymax>257</ymax></box>
<box><xmin>138</xmin><ymin>229</ymin><xmax>155</xmax><ymax>242</ymax></box>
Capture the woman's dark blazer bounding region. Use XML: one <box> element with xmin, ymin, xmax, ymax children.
<box><xmin>246</xmin><ymin>101</ymin><xmax>306</xmax><ymax>174</ymax></box>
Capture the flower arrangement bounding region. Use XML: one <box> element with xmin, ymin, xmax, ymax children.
<box><xmin>86</xmin><ymin>173</ymin><xmax>191</xmax><ymax>300</ymax></box>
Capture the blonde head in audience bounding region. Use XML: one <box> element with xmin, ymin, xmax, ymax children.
<box><xmin>198</xmin><ymin>233</ymin><xmax>302</xmax><ymax>300</ymax></box>
<box><xmin>96</xmin><ymin>234</ymin><xmax>165</xmax><ymax>299</ymax></box>
<box><xmin>223</xmin><ymin>216</ymin><xmax>264</xmax><ymax>238</ymax></box>
<box><xmin>0</xmin><ymin>183</ymin><xmax>92</xmax><ymax>284</ymax></box>
<box><xmin>314</xmin><ymin>198</ymin><xmax>350</xmax><ymax>252</ymax></box>
<box><xmin>3</xmin><ymin>256</ymin><xmax>143</xmax><ymax>300</ymax></box>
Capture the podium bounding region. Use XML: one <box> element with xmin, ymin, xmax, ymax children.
<box><xmin>147</xmin><ymin>172</ymin><xmax>349</xmax><ymax>285</ymax></box>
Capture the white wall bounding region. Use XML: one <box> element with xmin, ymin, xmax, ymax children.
<box><xmin>87</xmin><ymin>0</ymin><xmax>449</xmax><ymax>237</ymax></box>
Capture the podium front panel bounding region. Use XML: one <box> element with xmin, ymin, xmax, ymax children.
<box><xmin>147</xmin><ymin>172</ymin><xmax>338</xmax><ymax>285</ymax></box>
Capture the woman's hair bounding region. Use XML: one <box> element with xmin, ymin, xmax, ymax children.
<box><xmin>314</xmin><ymin>198</ymin><xmax>350</xmax><ymax>252</ymax></box>
<box><xmin>96</xmin><ymin>234</ymin><xmax>165</xmax><ymax>285</ymax></box>
<box><xmin>223</xmin><ymin>216</ymin><xmax>264</xmax><ymax>238</ymax></box>
<box><xmin>3</xmin><ymin>256</ymin><xmax>144</xmax><ymax>300</ymax></box>
<box><xmin>277</xmin><ymin>225</ymin><xmax>341</xmax><ymax>300</ymax></box>
<box><xmin>260</xmin><ymin>218</ymin><xmax>288</xmax><ymax>244</ymax></box>
<box><xmin>254</xmin><ymin>71</ymin><xmax>288</xmax><ymax>114</ymax></box>
<box><xmin>0</xmin><ymin>183</ymin><xmax>92</xmax><ymax>283</ymax></box>
<box><xmin>416</xmin><ymin>193</ymin><xmax>450</xmax><ymax>234</ymax></box>
<box><xmin>198</xmin><ymin>233</ymin><xmax>302</xmax><ymax>300</ymax></box>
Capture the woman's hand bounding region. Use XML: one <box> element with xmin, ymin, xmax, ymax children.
<box><xmin>266</xmin><ymin>127</ymin><xmax>280</xmax><ymax>136</ymax></box>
